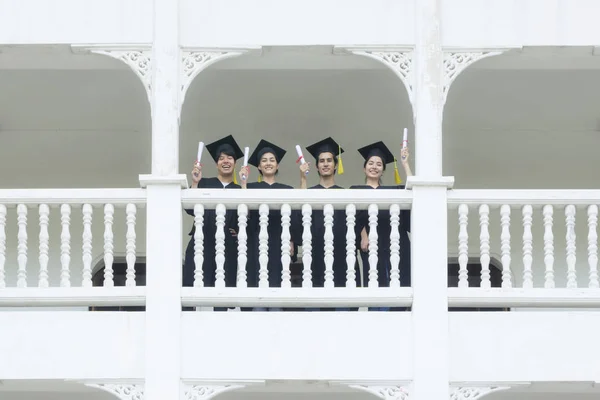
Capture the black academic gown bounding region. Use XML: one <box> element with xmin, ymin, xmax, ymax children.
<box><xmin>183</xmin><ymin>178</ymin><xmax>241</xmax><ymax>287</ymax></box>
<box><xmin>246</xmin><ymin>181</ymin><xmax>297</xmax><ymax>287</ymax></box>
<box><xmin>350</xmin><ymin>184</ymin><xmax>411</xmax><ymax>287</ymax></box>
<box><xmin>308</xmin><ymin>184</ymin><xmax>359</xmax><ymax>287</ymax></box>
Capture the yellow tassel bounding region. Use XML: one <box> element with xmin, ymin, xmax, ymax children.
<box><xmin>337</xmin><ymin>144</ymin><xmax>344</xmax><ymax>175</ymax></box>
<box><xmin>258</xmin><ymin>174</ymin><xmax>262</xmax><ymax>183</ymax></box>
<box><xmin>394</xmin><ymin>158</ymin><xmax>402</xmax><ymax>184</ymax></box>
<box><xmin>233</xmin><ymin>167</ymin><xmax>238</xmax><ymax>185</ymax></box>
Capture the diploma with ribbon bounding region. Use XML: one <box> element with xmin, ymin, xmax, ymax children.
<box><xmin>241</xmin><ymin>146</ymin><xmax>250</xmax><ymax>180</ymax></box>
<box><xmin>197</xmin><ymin>142</ymin><xmax>204</xmax><ymax>165</ymax></box>
<box><xmin>295</xmin><ymin>145</ymin><xmax>309</xmax><ymax>175</ymax></box>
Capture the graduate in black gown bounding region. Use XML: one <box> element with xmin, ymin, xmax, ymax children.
<box><xmin>304</xmin><ymin>137</ymin><xmax>360</xmax><ymax>290</ymax></box>
<box><xmin>350</xmin><ymin>141</ymin><xmax>413</xmax><ymax>307</ymax></box>
<box><xmin>238</xmin><ymin>139</ymin><xmax>308</xmax><ymax>291</ymax></box>
<box><xmin>183</xmin><ymin>135</ymin><xmax>243</xmax><ymax>291</ymax></box>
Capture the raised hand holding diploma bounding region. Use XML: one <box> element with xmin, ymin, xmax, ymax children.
<box><xmin>296</xmin><ymin>145</ymin><xmax>309</xmax><ymax>175</ymax></box>
<box><xmin>241</xmin><ymin>146</ymin><xmax>250</xmax><ymax>181</ymax></box>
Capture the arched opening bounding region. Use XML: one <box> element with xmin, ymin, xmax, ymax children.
<box><xmin>90</xmin><ymin>258</ymin><xmax>147</xmax><ymax>311</ymax></box>
<box><xmin>0</xmin><ymin>44</ymin><xmax>151</xmax><ymax>189</ymax></box>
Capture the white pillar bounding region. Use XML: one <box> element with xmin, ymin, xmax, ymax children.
<box><xmin>411</xmin><ymin>0</ymin><xmax>451</xmax><ymax>399</ymax></box>
<box><xmin>151</xmin><ymin>0</ymin><xmax>180</xmax><ymax>176</ymax></box>
<box><xmin>143</xmin><ymin>0</ymin><xmax>183</xmax><ymax>399</ymax></box>
<box><xmin>413</xmin><ymin>0</ymin><xmax>443</xmax><ymax>177</ymax></box>
<box><xmin>143</xmin><ymin>183</ymin><xmax>184</xmax><ymax>400</ymax></box>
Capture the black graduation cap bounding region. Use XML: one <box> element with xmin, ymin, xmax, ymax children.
<box><xmin>205</xmin><ymin>135</ymin><xmax>244</xmax><ymax>163</ymax></box>
<box><xmin>305</xmin><ymin>137</ymin><xmax>345</xmax><ymax>175</ymax></box>
<box><xmin>357</xmin><ymin>141</ymin><xmax>402</xmax><ymax>184</ymax></box>
<box><xmin>248</xmin><ymin>139</ymin><xmax>287</xmax><ymax>167</ymax></box>
<box><xmin>305</xmin><ymin>137</ymin><xmax>344</xmax><ymax>160</ymax></box>
<box><xmin>357</xmin><ymin>141</ymin><xmax>395</xmax><ymax>165</ymax></box>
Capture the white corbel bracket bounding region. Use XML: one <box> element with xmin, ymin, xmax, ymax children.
<box><xmin>183</xmin><ymin>384</ymin><xmax>246</xmax><ymax>400</ymax></box>
<box><xmin>442</xmin><ymin>48</ymin><xmax>518</xmax><ymax>106</ymax></box>
<box><xmin>85</xmin><ymin>383</ymin><xmax>144</xmax><ymax>400</ymax></box>
<box><xmin>449</xmin><ymin>386</ymin><xmax>511</xmax><ymax>400</ymax></box>
<box><xmin>71</xmin><ymin>44</ymin><xmax>152</xmax><ymax>104</ymax></box>
<box><xmin>350</xmin><ymin>385</ymin><xmax>410</xmax><ymax>400</ymax></box>
<box><xmin>179</xmin><ymin>46</ymin><xmax>262</xmax><ymax>116</ymax></box>
<box><xmin>335</xmin><ymin>45</ymin><xmax>414</xmax><ymax>106</ymax></box>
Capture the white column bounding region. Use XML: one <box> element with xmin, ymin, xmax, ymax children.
<box><xmin>144</xmin><ymin>183</ymin><xmax>184</xmax><ymax>400</ymax></box>
<box><xmin>409</xmin><ymin>182</ymin><xmax>451</xmax><ymax>400</ymax></box>
<box><xmin>151</xmin><ymin>0</ymin><xmax>180</xmax><ymax>176</ymax></box>
<box><xmin>143</xmin><ymin>0</ymin><xmax>183</xmax><ymax>398</ymax></box>
<box><xmin>411</xmin><ymin>0</ymin><xmax>450</xmax><ymax>399</ymax></box>
<box><xmin>414</xmin><ymin>0</ymin><xmax>443</xmax><ymax>177</ymax></box>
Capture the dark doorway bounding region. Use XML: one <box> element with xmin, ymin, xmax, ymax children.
<box><xmin>90</xmin><ymin>261</ymin><xmax>146</xmax><ymax>312</ymax></box>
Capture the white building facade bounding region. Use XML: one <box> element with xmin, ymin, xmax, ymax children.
<box><xmin>2</xmin><ymin>1</ymin><xmax>600</xmax><ymax>400</ymax></box>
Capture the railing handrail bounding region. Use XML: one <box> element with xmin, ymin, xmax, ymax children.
<box><xmin>0</xmin><ymin>188</ymin><xmax>147</xmax><ymax>205</ymax></box>
<box><xmin>182</xmin><ymin>188</ymin><xmax>413</xmax><ymax>208</ymax></box>
<box><xmin>448</xmin><ymin>189</ymin><xmax>600</xmax><ymax>206</ymax></box>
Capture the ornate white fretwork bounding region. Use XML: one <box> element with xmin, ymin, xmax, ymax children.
<box><xmin>442</xmin><ymin>51</ymin><xmax>503</xmax><ymax>105</ymax></box>
<box><xmin>71</xmin><ymin>45</ymin><xmax>152</xmax><ymax>104</ymax></box>
<box><xmin>340</xmin><ymin>48</ymin><xmax>413</xmax><ymax>105</ymax></box>
<box><xmin>350</xmin><ymin>385</ymin><xmax>409</xmax><ymax>400</ymax></box>
<box><xmin>450</xmin><ymin>386</ymin><xmax>510</xmax><ymax>400</ymax></box>
<box><xmin>183</xmin><ymin>384</ymin><xmax>245</xmax><ymax>400</ymax></box>
<box><xmin>180</xmin><ymin>48</ymin><xmax>259</xmax><ymax>114</ymax></box>
<box><xmin>86</xmin><ymin>384</ymin><xmax>144</xmax><ymax>400</ymax></box>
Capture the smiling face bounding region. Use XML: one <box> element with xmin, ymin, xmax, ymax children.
<box><xmin>316</xmin><ymin>151</ymin><xmax>336</xmax><ymax>177</ymax></box>
<box><xmin>258</xmin><ymin>152</ymin><xmax>279</xmax><ymax>178</ymax></box>
<box><xmin>364</xmin><ymin>155</ymin><xmax>385</xmax><ymax>180</ymax></box>
<box><xmin>217</xmin><ymin>153</ymin><xmax>235</xmax><ymax>177</ymax></box>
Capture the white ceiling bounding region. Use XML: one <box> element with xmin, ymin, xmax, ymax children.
<box><xmin>1</xmin><ymin>45</ymin><xmax>600</xmax><ymax>189</ymax></box>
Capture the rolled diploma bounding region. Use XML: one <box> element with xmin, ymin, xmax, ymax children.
<box><xmin>296</xmin><ymin>145</ymin><xmax>309</xmax><ymax>175</ymax></box>
<box><xmin>242</xmin><ymin>147</ymin><xmax>250</xmax><ymax>179</ymax></box>
<box><xmin>197</xmin><ymin>142</ymin><xmax>204</xmax><ymax>164</ymax></box>
<box><xmin>402</xmin><ymin>128</ymin><xmax>408</xmax><ymax>148</ymax></box>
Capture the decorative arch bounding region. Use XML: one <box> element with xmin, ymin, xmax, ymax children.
<box><xmin>85</xmin><ymin>383</ymin><xmax>144</xmax><ymax>400</ymax></box>
<box><xmin>71</xmin><ymin>45</ymin><xmax>152</xmax><ymax>104</ymax></box>
<box><xmin>441</xmin><ymin>49</ymin><xmax>520</xmax><ymax>107</ymax></box>
<box><xmin>334</xmin><ymin>46</ymin><xmax>414</xmax><ymax>113</ymax></box>
<box><xmin>183</xmin><ymin>384</ymin><xmax>246</xmax><ymax>400</ymax></box>
<box><xmin>450</xmin><ymin>386</ymin><xmax>511</xmax><ymax>400</ymax></box>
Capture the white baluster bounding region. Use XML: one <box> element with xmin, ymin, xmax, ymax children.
<box><xmin>345</xmin><ymin>204</ymin><xmax>357</xmax><ymax>288</ymax></box>
<box><xmin>103</xmin><ymin>204</ymin><xmax>115</xmax><ymax>287</ymax></box>
<box><xmin>323</xmin><ymin>204</ymin><xmax>335</xmax><ymax>288</ymax></box>
<box><xmin>38</xmin><ymin>204</ymin><xmax>50</xmax><ymax>288</ymax></box>
<box><xmin>281</xmin><ymin>204</ymin><xmax>292</xmax><ymax>288</ymax></box>
<box><xmin>0</xmin><ymin>205</ymin><xmax>6</xmax><ymax>288</ymax></box>
<box><xmin>389</xmin><ymin>204</ymin><xmax>401</xmax><ymax>288</ymax></box>
<box><xmin>301</xmin><ymin>204</ymin><xmax>313</xmax><ymax>288</ymax></box>
<box><xmin>193</xmin><ymin>204</ymin><xmax>204</xmax><ymax>287</ymax></box>
<box><xmin>236</xmin><ymin>204</ymin><xmax>248</xmax><ymax>288</ymax></box>
<box><xmin>60</xmin><ymin>204</ymin><xmax>71</xmax><ymax>287</ymax></box>
<box><xmin>457</xmin><ymin>204</ymin><xmax>469</xmax><ymax>288</ymax></box>
<box><xmin>500</xmin><ymin>205</ymin><xmax>512</xmax><ymax>288</ymax></box>
<box><xmin>17</xmin><ymin>204</ymin><xmax>27</xmax><ymax>288</ymax></box>
<box><xmin>258</xmin><ymin>204</ymin><xmax>269</xmax><ymax>288</ymax></box>
<box><xmin>522</xmin><ymin>205</ymin><xmax>533</xmax><ymax>289</ymax></box>
<box><xmin>479</xmin><ymin>204</ymin><xmax>491</xmax><ymax>289</ymax></box>
<box><xmin>367</xmin><ymin>204</ymin><xmax>379</xmax><ymax>288</ymax></box>
<box><xmin>125</xmin><ymin>204</ymin><xmax>137</xmax><ymax>287</ymax></box>
<box><xmin>565</xmin><ymin>205</ymin><xmax>577</xmax><ymax>288</ymax></box>
<box><xmin>587</xmin><ymin>205</ymin><xmax>599</xmax><ymax>288</ymax></box>
<box><xmin>214</xmin><ymin>204</ymin><xmax>226</xmax><ymax>288</ymax></box>
<box><xmin>542</xmin><ymin>205</ymin><xmax>555</xmax><ymax>289</ymax></box>
<box><xmin>82</xmin><ymin>204</ymin><xmax>93</xmax><ymax>287</ymax></box>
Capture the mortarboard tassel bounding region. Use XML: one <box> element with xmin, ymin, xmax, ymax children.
<box><xmin>337</xmin><ymin>144</ymin><xmax>344</xmax><ymax>175</ymax></box>
<box><xmin>394</xmin><ymin>158</ymin><xmax>402</xmax><ymax>184</ymax></box>
<box><xmin>258</xmin><ymin>174</ymin><xmax>262</xmax><ymax>183</ymax></box>
<box><xmin>233</xmin><ymin>167</ymin><xmax>238</xmax><ymax>185</ymax></box>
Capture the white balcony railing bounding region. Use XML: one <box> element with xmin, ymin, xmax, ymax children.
<box><xmin>448</xmin><ymin>189</ymin><xmax>600</xmax><ymax>308</ymax></box>
<box><xmin>181</xmin><ymin>188</ymin><xmax>413</xmax><ymax>309</ymax></box>
<box><xmin>0</xmin><ymin>189</ymin><xmax>146</xmax><ymax>307</ymax></box>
